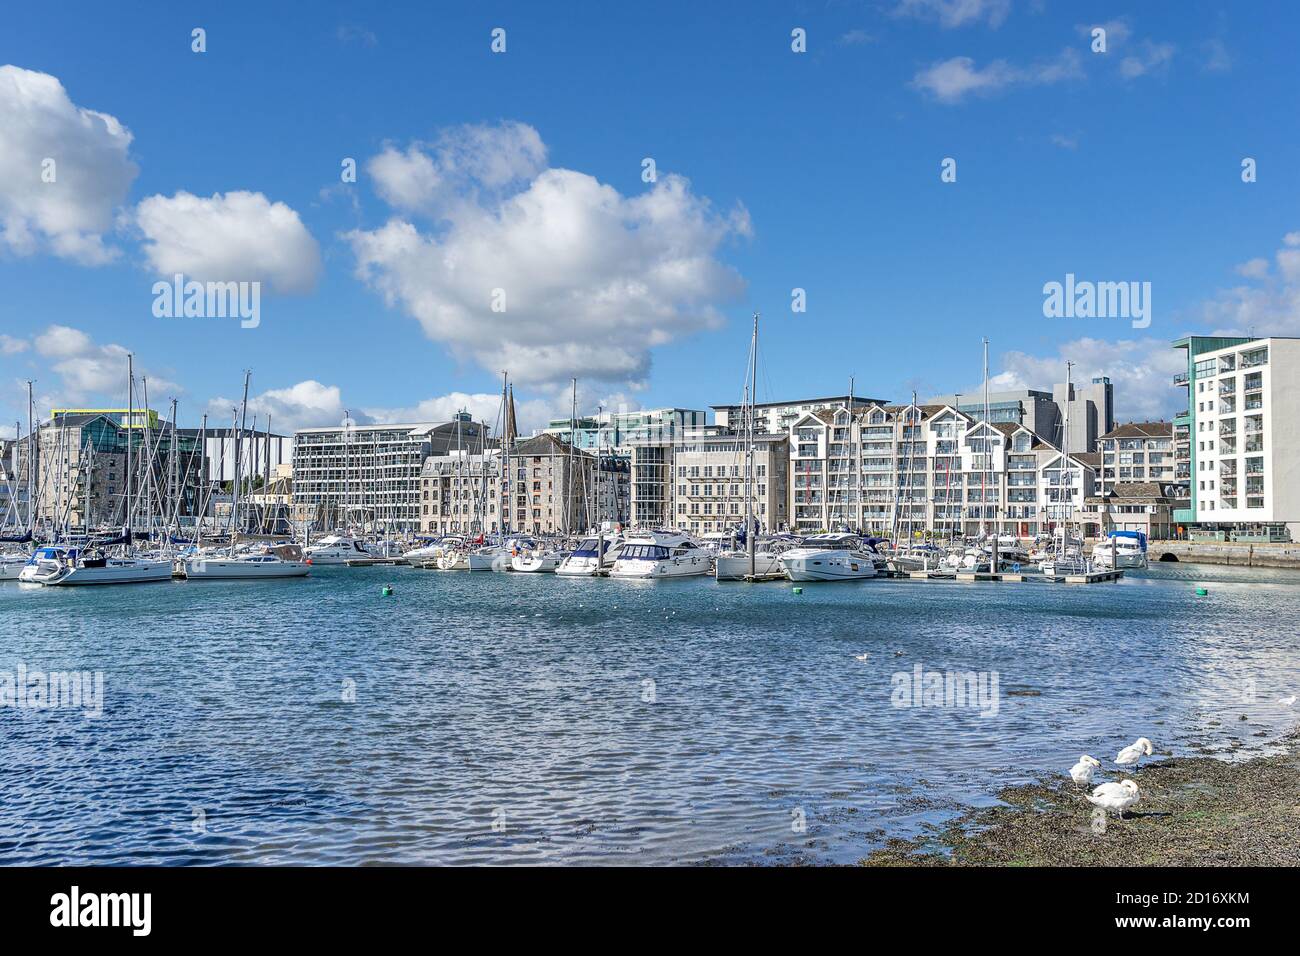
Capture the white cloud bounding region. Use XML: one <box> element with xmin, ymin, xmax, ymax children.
<box><xmin>1049</xmin><ymin>132</ymin><xmax>1080</xmax><ymax>150</ymax></box>
<box><xmin>892</xmin><ymin>0</ymin><xmax>1011</xmax><ymax>29</ymax></box>
<box><xmin>837</xmin><ymin>30</ymin><xmax>874</xmax><ymax>46</ymax></box>
<box><xmin>1075</xmin><ymin>19</ymin><xmax>1132</xmax><ymax>47</ymax></box>
<box><xmin>1235</xmin><ymin>258</ymin><xmax>1269</xmax><ymax>279</ymax></box>
<box><xmin>27</xmin><ymin>324</ymin><xmax>180</xmax><ymax>405</ymax></box>
<box><xmin>0</xmin><ymin>334</ymin><xmax>29</xmax><ymax>355</ymax></box>
<box><xmin>912</xmin><ymin>48</ymin><xmax>1082</xmax><ymax>102</ymax></box>
<box><xmin>133</xmin><ymin>190</ymin><xmax>321</xmax><ymax>293</ymax></box>
<box><xmin>0</xmin><ymin>65</ymin><xmax>138</xmax><ymax>264</ymax></box>
<box><xmin>1120</xmin><ymin>41</ymin><xmax>1175</xmax><ymax>79</ymax></box>
<box><xmin>347</xmin><ymin>122</ymin><xmax>748</xmax><ymax>386</ymax></box>
<box><xmin>207</xmin><ymin>380</ymin><xmax>360</xmax><ymax>435</ymax></box>
<box><xmin>367</xmin><ymin>121</ymin><xmax>547</xmax><ymax>214</ymax></box>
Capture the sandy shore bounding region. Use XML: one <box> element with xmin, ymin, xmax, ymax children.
<box><xmin>862</xmin><ymin>731</ymin><xmax>1300</xmax><ymax>866</ymax></box>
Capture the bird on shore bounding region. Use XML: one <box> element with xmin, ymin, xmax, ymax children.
<box><xmin>1115</xmin><ymin>737</ymin><xmax>1154</xmax><ymax>768</ymax></box>
<box><xmin>1087</xmin><ymin>779</ymin><xmax>1141</xmax><ymax>818</ymax></box>
<box><xmin>1280</xmin><ymin>695</ymin><xmax>1297</xmax><ymax>707</ymax></box>
<box><xmin>1069</xmin><ymin>755</ymin><xmax>1102</xmax><ymax>787</ymax></box>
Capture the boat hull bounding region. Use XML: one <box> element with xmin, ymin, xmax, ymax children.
<box><xmin>714</xmin><ymin>552</ymin><xmax>785</xmax><ymax>581</ymax></box>
<box><xmin>511</xmin><ymin>554</ymin><xmax>562</xmax><ymax>572</ymax></box>
<box><xmin>781</xmin><ymin>549</ymin><xmax>877</xmax><ymax>582</ymax></box>
<box><xmin>47</xmin><ymin>560</ymin><xmax>174</xmax><ymax>586</ymax></box>
<box><xmin>610</xmin><ymin>554</ymin><xmax>712</xmax><ymax>578</ymax></box>
<box><xmin>184</xmin><ymin>559</ymin><xmax>310</xmax><ymax>579</ymax></box>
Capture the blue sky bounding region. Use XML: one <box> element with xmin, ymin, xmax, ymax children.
<box><xmin>2</xmin><ymin>1</ymin><xmax>1299</xmax><ymax>437</ymax></box>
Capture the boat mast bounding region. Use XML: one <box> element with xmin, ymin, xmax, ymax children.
<box><xmin>501</xmin><ymin>370</ymin><xmax>509</xmax><ymax>539</ymax></box>
<box><xmin>981</xmin><ymin>337</ymin><xmax>990</xmax><ymax>538</ymax></box>
<box><xmin>746</xmin><ymin>311</ymin><xmax>758</xmax><ymax>577</ymax></box>
<box><xmin>25</xmin><ymin>380</ymin><xmax>34</xmax><ymax>536</ymax></box>
<box><xmin>232</xmin><ymin>370</ymin><xmax>250</xmax><ymax>555</ymax></box>
<box><xmin>1062</xmin><ymin>360</ymin><xmax>1073</xmax><ymax>554</ymax></box>
<box><xmin>125</xmin><ymin>354</ymin><xmax>133</xmax><ymax>554</ymax></box>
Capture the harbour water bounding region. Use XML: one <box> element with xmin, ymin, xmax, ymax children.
<box><xmin>2</xmin><ymin>564</ymin><xmax>1299</xmax><ymax>865</ymax></box>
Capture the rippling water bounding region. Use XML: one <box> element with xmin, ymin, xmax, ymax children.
<box><xmin>2</xmin><ymin>562</ymin><xmax>1299</xmax><ymax>865</ymax></box>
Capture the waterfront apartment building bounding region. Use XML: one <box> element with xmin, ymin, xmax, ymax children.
<box><xmin>1096</xmin><ymin>422</ymin><xmax>1177</xmax><ymax>495</ymax></box>
<box><xmin>15</xmin><ymin>410</ymin><xmax>208</xmax><ymax>532</ymax></box>
<box><xmin>668</xmin><ymin>432</ymin><xmax>790</xmax><ymax>536</ymax></box>
<box><xmin>293</xmin><ymin>415</ymin><xmax>488</xmax><ymax>533</ymax></box>
<box><xmin>418</xmin><ymin>433</ymin><xmax>628</xmax><ymax>536</ymax></box>
<box><xmin>785</xmin><ymin>403</ymin><xmax>1095</xmax><ymax>539</ymax></box>
<box><xmin>1173</xmin><ymin>335</ymin><xmax>1300</xmax><ymax>540</ymax></box>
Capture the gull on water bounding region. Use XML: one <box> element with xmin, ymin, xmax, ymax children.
<box><xmin>1115</xmin><ymin>737</ymin><xmax>1154</xmax><ymax>768</ymax></box>
<box><xmin>1280</xmin><ymin>695</ymin><xmax>1297</xmax><ymax>707</ymax></box>
<box><xmin>1069</xmin><ymin>755</ymin><xmax>1102</xmax><ymax>787</ymax></box>
<box><xmin>1087</xmin><ymin>779</ymin><xmax>1141</xmax><ymax>818</ymax></box>
<box><xmin>853</xmin><ymin>653</ymin><xmax>870</xmax><ymax>662</ymax></box>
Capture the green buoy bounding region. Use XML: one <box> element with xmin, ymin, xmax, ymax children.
<box><xmin>382</xmin><ymin>585</ymin><xmax>394</xmax><ymax>596</ymax></box>
<box><xmin>1195</xmin><ymin>587</ymin><xmax>1208</xmax><ymax>596</ymax></box>
<box><xmin>792</xmin><ymin>587</ymin><xmax>803</xmax><ymax>595</ymax></box>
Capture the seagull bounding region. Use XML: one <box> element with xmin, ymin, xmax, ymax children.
<box><xmin>1280</xmin><ymin>695</ymin><xmax>1297</xmax><ymax>707</ymax></box>
<box><xmin>853</xmin><ymin>653</ymin><xmax>870</xmax><ymax>662</ymax></box>
<box><xmin>1087</xmin><ymin>779</ymin><xmax>1141</xmax><ymax>818</ymax></box>
<box><xmin>1069</xmin><ymin>755</ymin><xmax>1102</xmax><ymax>787</ymax></box>
<box><xmin>1115</xmin><ymin>737</ymin><xmax>1154</xmax><ymax>768</ymax></box>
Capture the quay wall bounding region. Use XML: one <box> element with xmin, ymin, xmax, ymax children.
<box><xmin>1146</xmin><ymin>540</ymin><xmax>1300</xmax><ymax>568</ymax></box>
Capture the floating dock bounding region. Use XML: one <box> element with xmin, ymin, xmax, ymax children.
<box><xmin>345</xmin><ymin>557</ymin><xmax>408</xmax><ymax>567</ymax></box>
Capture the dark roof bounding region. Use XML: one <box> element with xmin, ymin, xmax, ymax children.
<box><xmin>1073</xmin><ymin>452</ymin><xmax>1102</xmax><ymax>469</ymax></box>
<box><xmin>1088</xmin><ymin>481</ymin><xmax>1171</xmax><ymax>501</ymax></box>
<box><xmin>1101</xmin><ymin>422</ymin><xmax>1172</xmax><ymax>440</ymax></box>
<box><xmin>512</xmin><ymin>432</ymin><xmax>591</xmax><ymax>460</ymax></box>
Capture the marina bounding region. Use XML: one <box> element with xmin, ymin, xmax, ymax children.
<box><xmin>1</xmin><ymin>559</ymin><xmax>1296</xmax><ymax>865</ymax></box>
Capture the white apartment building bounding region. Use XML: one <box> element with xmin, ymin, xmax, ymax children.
<box><xmin>787</xmin><ymin>403</ymin><xmax>1094</xmax><ymax>539</ymax></box>
<box><xmin>1096</xmin><ymin>422</ymin><xmax>1176</xmax><ymax>494</ymax></box>
<box><xmin>1175</xmin><ymin>336</ymin><xmax>1300</xmax><ymax>539</ymax></box>
<box><xmin>712</xmin><ymin>395</ymin><xmax>885</xmax><ymax>437</ymax></box>
<box><xmin>669</xmin><ymin>433</ymin><xmax>789</xmax><ymax>536</ymax></box>
<box><xmin>293</xmin><ymin>417</ymin><xmax>487</xmax><ymax>533</ymax></box>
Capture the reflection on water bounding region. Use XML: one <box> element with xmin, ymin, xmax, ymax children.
<box><xmin>1</xmin><ymin>563</ymin><xmax>1298</xmax><ymax>864</ymax></box>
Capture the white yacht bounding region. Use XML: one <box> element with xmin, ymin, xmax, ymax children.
<box><xmin>183</xmin><ymin>544</ymin><xmax>310</xmax><ymax>579</ymax></box>
<box><xmin>886</xmin><ymin>543</ymin><xmax>945</xmax><ymax>572</ymax></box>
<box><xmin>780</xmin><ymin>533</ymin><xmax>879</xmax><ymax>582</ymax></box>
<box><xmin>555</xmin><ymin>535</ymin><xmax>624</xmax><ymax>576</ymax></box>
<box><xmin>609</xmin><ymin>531</ymin><xmax>711</xmax><ymax>579</ymax></box>
<box><xmin>20</xmin><ymin>546</ymin><xmax>173</xmax><ymax>586</ymax></box>
<box><xmin>511</xmin><ymin>548</ymin><xmax>566</xmax><ymax>572</ymax></box>
<box><xmin>1092</xmin><ymin>531</ymin><xmax>1148</xmax><ymax>569</ymax></box>
<box><xmin>304</xmin><ymin>534</ymin><xmax>379</xmax><ymax>565</ymax></box>
<box><xmin>1</xmin><ymin>551</ymin><xmax>30</xmax><ymax>581</ymax></box>
<box><xmin>714</xmin><ymin>536</ymin><xmax>799</xmax><ymax>581</ymax></box>
<box><xmin>403</xmin><ymin>536</ymin><xmax>463</xmax><ymax>568</ymax></box>
<box><xmin>1041</xmin><ymin>546</ymin><xmax>1089</xmax><ymax>576</ymax></box>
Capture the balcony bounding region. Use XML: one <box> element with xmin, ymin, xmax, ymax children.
<box><xmin>1173</xmin><ymin>371</ymin><xmax>1189</xmax><ymax>386</ymax></box>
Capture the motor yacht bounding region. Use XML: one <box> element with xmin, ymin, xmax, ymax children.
<box><xmin>1092</xmin><ymin>530</ymin><xmax>1148</xmax><ymax>569</ymax></box>
<box><xmin>779</xmin><ymin>533</ymin><xmax>879</xmax><ymax>582</ymax></box>
<box><xmin>554</xmin><ymin>534</ymin><xmax>624</xmax><ymax>576</ymax></box>
<box><xmin>304</xmin><ymin>534</ymin><xmax>380</xmax><ymax>565</ymax></box>
<box><xmin>609</xmin><ymin>531</ymin><xmax>712</xmax><ymax>579</ymax></box>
